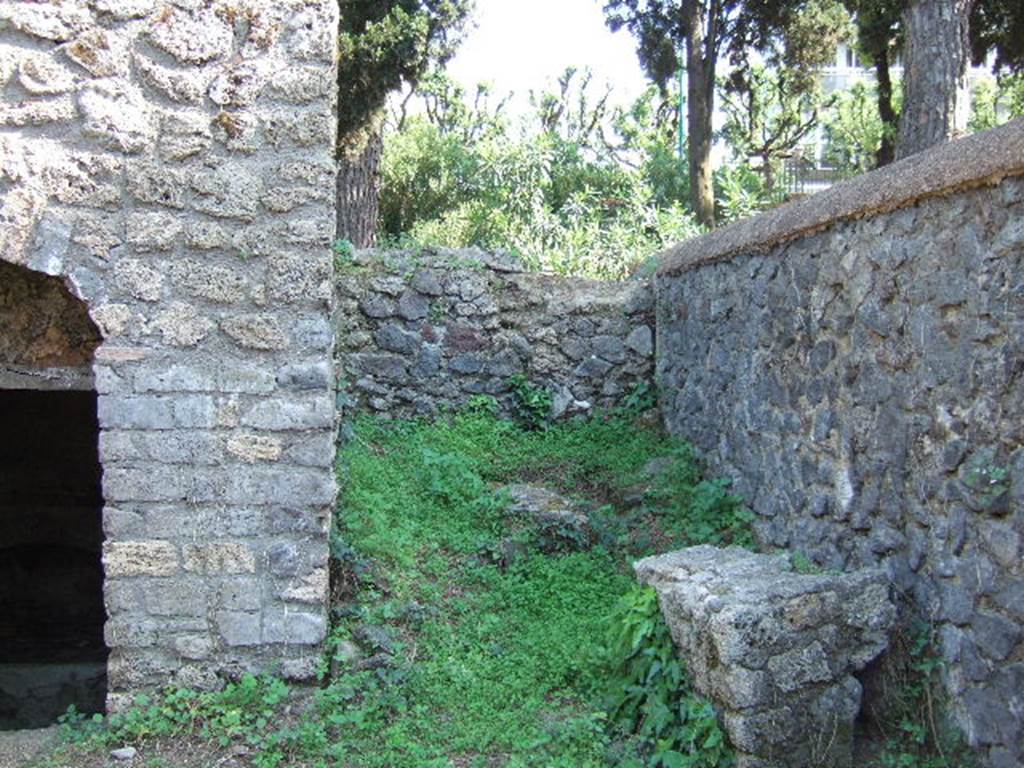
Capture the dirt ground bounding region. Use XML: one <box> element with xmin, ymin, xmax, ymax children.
<box><xmin>0</xmin><ymin>728</ymin><xmax>59</xmax><ymax>768</ymax></box>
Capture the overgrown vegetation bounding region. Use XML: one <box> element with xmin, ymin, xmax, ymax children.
<box><xmin>380</xmin><ymin>71</ymin><xmax>703</xmax><ymax>279</ymax></box>
<box><xmin>47</xmin><ymin>402</ymin><xmax>753</xmax><ymax>768</ymax></box>
<box><xmin>861</xmin><ymin>619</ymin><xmax>978</xmax><ymax>768</ymax></box>
<box><xmin>378</xmin><ymin>57</ymin><xmax>1024</xmax><ymax>280</ymax></box>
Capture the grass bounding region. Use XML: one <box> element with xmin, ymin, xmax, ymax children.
<box><xmin>43</xmin><ymin>400</ymin><xmax>753</xmax><ymax>768</ymax></box>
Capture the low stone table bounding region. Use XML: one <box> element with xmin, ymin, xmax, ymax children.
<box><xmin>635</xmin><ymin>546</ymin><xmax>896</xmax><ymax>768</ymax></box>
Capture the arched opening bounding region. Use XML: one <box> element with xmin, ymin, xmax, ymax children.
<box><xmin>0</xmin><ymin>261</ymin><xmax>107</xmax><ymax>729</ymax></box>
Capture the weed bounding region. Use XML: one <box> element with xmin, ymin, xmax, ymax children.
<box><xmin>790</xmin><ymin>551</ymin><xmax>823</xmax><ymax>575</ymax></box>
<box><xmin>862</xmin><ymin>619</ymin><xmax>977</xmax><ymax>768</ymax></box>
<box><xmin>641</xmin><ymin>447</ymin><xmax>755</xmax><ymax>550</ymax></box>
<box><xmin>332</xmin><ymin>238</ymin><xmax>355</xmax><ymax>270</ymax></box>
<box><xmin>964</xmin><ymin>461</ymin><xmax>1010</xmax><ymax>506</ymax></box>
<box><xmin>426</xmin><ymin>299</ymin><xmax>446</xmax><ymax>322</ymax></box>
<box><xmin>603</xmin><ymin>586</ymin><xmax>734</xmax><ymax>768</ymax></box>
<box><xmin>508</xmin><ymin>373</ymin><xmax>553</xmax><ymax>430</ymax></box>
<box><xmin>622</xmin><ymin>380</ymin><xmax>658</xmax><ymax>415</ymax></box>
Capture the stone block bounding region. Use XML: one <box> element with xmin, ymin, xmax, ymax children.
<box><xmin>224</xmin><ymin>465</ymin><xmax>337</xmax><ymax>507</ymax></box>
<box><xmin>218</xmin><ymin>578</ymin><xmax>263</xmax><ymax>612</ymax></box>
<box><xmin>168</xmin><ymin>260</ymin><xmax>249</xmax><ymax>304</ymax></box>
<box><xmin>276</xmin><ymin>361</ymin><xmax>333</xmax><ymax>391</ymax></box>
<box><xmin>172</xmin><ymin>395</ymin><xmax>216</xmax><ymax>428</ymax></box>
<box><xmin>262</xmin><ymin>609</ymin><xmax>326</xmax><ymax>646</ymax></box>
<box><xmin>190</xmin><ymin>165</ymin><xmax>263</xmax><ymax>221</ymax></box>
<box><xmin>98</xmin><ymin>396</ymin><xmax>175</xmax><ymax>429</ymax></box>
<box><xmin>183</xmin><ymin>543</ymin><xmax>257</xmax><ymax>574</ymax></box>
<box><xmin>216</xmin><ymin>611</ymin><xmax>262</xmax><ymax>647</ymax></box>
<box><xmin>152</xmin><ymin>302</ymin><xmax>215</xmax><ymax>346</ymax></box>
<box><xmin>240</xmin><ymin>397</ymin><xmax>334</xmax><ymax>431</ymax></box>
<box><xmin>146</xmin><ymin>7</ymin><xmax>232</xmax><ymax>65</ymax></box>
<box><xmin>105</xmin><ymin>617</ymin><xmax>160</xmax><ymax>649</ymax></box>
<box><xmin>113</xmin><ymin>259</ymin><xmax>163</xmax><ymax>302</ymax></box>
<box><xmin>78</xmin><ymin>81</ymin><xmax>156</xmax><ymax>153</ymax></box>
<box><xmin>266</xmin><ymin>65</ymin><xmax>333</xmax><ymax>103</ymax></box>
<box><xmin>226</xmin><ymin>433</ymin><xmax>283</xmax><ymax>463</ymax></box>
<box><xmin>625</xmin><ymin>325</ymin><xmax>654</xmax><ymax>357</ymax></box>
<box><xmin>637</xmin><ymin>546</ymin><xmax>896</xmax><ymax>768</ymax></box>
<box><xmin>218</xmin><ymin>365</ymin><xmax>278</xmax><ymax>394</ymax></box>
<box><xmin>103</xmin><ymin>541</ymin><xmax>179</xmax><ymax>577</ymax></box>
<box><xmin>134</xmin><ymin>364</ymin><xmax>218</xmax><ymax>393</ymax></box>
<box><xmin>280</xmin><ymin>567</ymin><xmax>329</xmax><ymax>604</ymax></box>
<box><xmin>222</xmin><ymin>314</ymin><xmax>290</xmax><ymax>350</ymax></box>
<box><xmin>142</xmin><ymin>581</ymin><xmax>206</xmax><ymax>617</ymax></box>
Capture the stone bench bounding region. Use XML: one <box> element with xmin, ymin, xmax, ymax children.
<box><xmin>635</xmin><ymin>546</ymin><xmax>896</xmax><ymax>768</ymax></box>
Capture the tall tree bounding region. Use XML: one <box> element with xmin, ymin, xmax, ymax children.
<box><xmin>843</xmin><ymin>0</ymin><xmax>902</xmax><ymax>166</ymax></box>
<box><xmin>602</xmin><ymin>0</ymin><xmax>849</xmax><ymax>228</ymax></box>
<box><xmin>336</xmin><ymin>0</ymin><xmax>473</xmax><ymax>247</ymax></box>
<box><xmin>845</xmin><ymin>0</ymin><xmax>1022</xmax><ymax>165</ymax></box>
<box><xmin>895</xmin><ymin>0</ymin><xmax>975</xmax><ymax>159</ymax></box>
<box><xmin>603</xmin><ymin>0</ymin><xmax>727</xmax><ymax>228</ymax></box>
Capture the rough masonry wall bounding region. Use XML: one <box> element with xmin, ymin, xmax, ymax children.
<box><xmin>336</xmin><ymin>248</ymin><xmax>655</xmax><ymax>418</ymax></box>
<box><xmin>0</xmin><ymin>0</ymin><xmax>339</xmax><ymax>706</ymax></box>
<box><xmin>656</xmin><ymin>175</ymin><xmax>1024</xmax><ymax>767</ymax></box>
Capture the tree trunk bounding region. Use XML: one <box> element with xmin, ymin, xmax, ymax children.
<box><xmin>874</xmin><ymin>50</ymin><xmax>897</xmax><ymax>167</ymax></box>
<box><xmin>685</xmin><ymin>5</ymin><xmax>715</xmax><ymax>229</ymax></box>
<box><xmin>896</xmin><ymin>0</ymin><xmax>975</xmax><ymax>160</ymax></box>
<box><xmin>336</xmin><ymin>123</ymin><xmax>384</xmax><ymax>249</ymax></box>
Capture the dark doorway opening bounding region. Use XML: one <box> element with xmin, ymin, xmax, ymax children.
<box><xmin>0</xmin><ymin>390</ymin><xmax>108</xmax><ymax>730</ymax></box>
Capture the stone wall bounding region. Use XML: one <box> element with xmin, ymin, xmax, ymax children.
<box><xmin>336</xmin><ymin>248</ymin><xmax>655</xmax><ymax>418</ymax></box>
<box><xmin>0</xmin><ymin>0</ymin><xmax>339</xmax><ymax>708</ymax></box>
<box><xmin>654</xmin><ymin>122</ymin><xmax>1024</xmax><ymax>768</ymax></box>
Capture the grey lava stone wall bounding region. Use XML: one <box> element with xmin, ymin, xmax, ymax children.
<box><xmin>336</xmin><ymin>248</ymin><xmax>655</xmax><ymax>418</ymax></box>
<box><xmin>655</xmin><ymin>125</ymin><xmax>1024</xmax><ymax>768</ymax></box>
<box><xmin>0</xmin><ymin>0</ymin><xmax>339</xmax><ymax>707</ymax></box>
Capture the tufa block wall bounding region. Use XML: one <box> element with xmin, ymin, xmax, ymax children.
<box><xmin>0</xmin><ymin>0</ymin><xmax>340</xmax><ymax>707</ymax></box>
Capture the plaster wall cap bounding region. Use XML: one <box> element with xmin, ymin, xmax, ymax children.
<box><xmin>657</xmin><ymin>117</ymin><xmax>1024</xmax><ymax>277</ymax></box>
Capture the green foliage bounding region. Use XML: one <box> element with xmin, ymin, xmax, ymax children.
<box><xmin>713</xmin><ymin>164</ymin><xmax>784</xmax><ymax>224</ymax></box>
<box><xmin>971</xmin><ymin>0</ymin><xmax>1024</xmax><ymax>75</ymax></box>
<box><xmin>508</xmin><ymin>374</ymin><xmax>554</xmax><ymax>431</ymax></box>
<box><xmin>332</xmin><ymin>238</ymin><xmax>356</xmax><ymax>270</ymax></box>
<box><xmin>790</xmin><ymin>551</ymin><xmax>824</xmax><ymax>575</ymax></box>
<box><xmin>719</xmin><ymin>63</ymin><xmax>829</xmax><ymax>192</ymax></box>
<box><xmin>59</xmin><ymin>676</ymin><xmax>334</xmax><ymax>768</ymax></box>
<box><xmin>820</xmin><ymin>80</ymin><xmax>900</xmax><ymax>173</ymax></box>
<box><xmin>644</xmin><ymin>447</ymin><xmax>756</xmax><ymax>550</ymax></box>
<box><xmin>336</xmin><ymin>0</ymin><xmax>473</xmax><ymax>142</ymax></box>
<box><xmin>603</xmin><ymin>586</ymin><xmax>734</xmax><ymax>768</ymax></box>
<box><xmin>380</xmin><ymin>70</ymin><xmax>701</xmax><ymax>279</ymax></box>
<box><xmin>969</xmin><ymin>74</ymin><xmax>1024</xmax><ymax>133</ymax></box>
<box><xmin>622</xmin><ymin>381</ymin><xmax>659</xmax><ymax>415</ymax></box>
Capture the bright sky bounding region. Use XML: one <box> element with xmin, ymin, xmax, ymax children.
<box><xmin>446</xmin><ymin>0</ymin><xmax>650</xmax><ymax>114</ymax></box>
